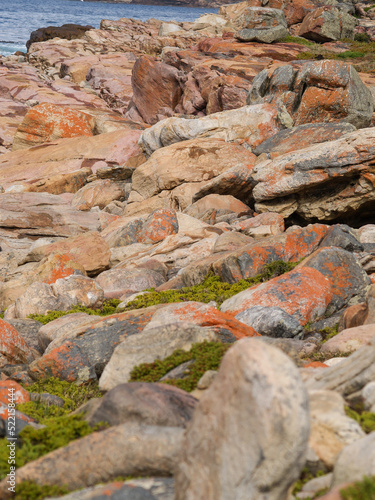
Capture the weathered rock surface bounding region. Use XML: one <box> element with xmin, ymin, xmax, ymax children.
<box><xmin>248</xmin><ymin>60</ymin><xmax>374</xmax><ymax>129</ymax></box>
<box><xmin>236</xmin><ymin>7</ymin><xmax>289</xmax><ymax>43</ymax></box>
<box><xmin>299</xmin><ymin>7</ymin><xmax>357</xmax><ymax>42</ymax></box>
<box><xmin>82</xmin><ymin>382</ymin><xmax>197</xmax><ymax>428</ymax></box>
<box><xmin>174</xmin><ymin>338</ymin><xmax>310</xmax><ymax>500</ymax></box>
<box><xmin>26</xmin><ymin>24</ymin><xmax>94</xmax><ymax>50</ymax></box>
<box><xmin>0</xmin><ymin>423</ymin><xmax>183</xmax><ymax>496</ymax></box>
<box><xmin>252</xmin><ymin>128</ymin><xmax>375</xmax><ymax>221</ymax></box>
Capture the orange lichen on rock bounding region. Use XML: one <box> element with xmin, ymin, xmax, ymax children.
<box><xmin>0</xmin><ymin>380</ymin><xmax>30</xmax><ymax>405</ymax></box>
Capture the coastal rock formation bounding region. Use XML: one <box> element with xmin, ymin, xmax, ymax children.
<box><xmin>1</xmin><ymin>4</ymin><xmax>375</xmax><ymax>499</ymax></box>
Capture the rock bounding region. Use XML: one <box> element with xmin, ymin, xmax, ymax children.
<box><xmin>26</xmin><ymin>24</ymin><xmax>93</xmax><ymax>50</ymax></box>
<box><xmin>0</xmin><ymin>380</ymin><xmax>30</xmax><ymax>405</ymax></box>
<box><xmin>26</xmin><ymin>231</ymin><xmax>111</xmax><ymax>277</ymax></box>
<box><xmin>141</xmin><ymin>302</ymin><xmax>259</xmax><ymax>341</ymax></box>
<box><xmin>308</xmin><ymin>390</ymin><xmax>365</xmax><ymax>469</ymax></box>
<box><xmin>0</xmin><ymin>423</ymin><xmax>183</xmax><ymax>497</ymax></box>
<box><xmin>321</xmin><ymin>325</ymin><xmax>375</xmax><ymax>356</ymax></box>
<box><xmin>299</xmin><ymin>7</ymin><xmax>357</xmax><ymax>42</ymax></box>
<box><xmin>358</xmin><ymin>224</ymin><xmax>375</xmax><ymax>243</ymax></box>
<box><xmin>128</xmin><ymin>138</ymin><xmax>256</xmax><ymax>213</ymax></box>
<box><xmin>174</xmin><ymin>338</ymin><xmax>310</xmax><ymax>500</ymax></box>
<box><xmin>12</xmin><ymin>103</ymin><xmax>94</xmax><ymax>151</ymax></box>
<box><xmin>248</xmin><ymin>61</ymin><xmax>374</xmax><ymax>129</ymax></box>
<box><xmin>99</xmin><ymin>322</ymin><xmax>221</xmax><ymax>391</ymax></box>
<box><xmin>0</xmin><ymin>129</ymin><xmax>142</xmax><ymax>194</ymax></box>
<box><xmin>319</xmin><ymin>225</ymin><xmax>363</xmax><ymax>253</ymax></box>
<box><xmin>95</xmin><ymin>267</ymin><xmax>166</xmax><ymax>299</ymax></box>
<box><xmin>0</xmin><ymin>402</ymin><xmax>37</xmax><ymax>438</ymax></box>
<box><xmin>137</xmin><ymin>209</ymin><xmax>179</xmax><ymax>244</ymax></box>
<box><xmin>0</xmin><ymin>193</ymin><xmax>104</xmax><ymax>239</ymax></box>
<box><xmin>38</xmin><ymin>313</ymin><xmax>101</xmax><ymax>353</ymax></box>
<box><xmin>184</xmin><ymin>194</ymin><xmax>250</xmax><ymax>219</ymax></box>
<box><xmin>71</xmin><ymin>180</ymin><xmax>125</xmax><ymax>211</ymax></box>
<box><xmin>252</xmin><ymin>128</ymin><xmax>375</xmax><ymax>221</ymax></box>
<box><xmin>213</xmin><ymin>224</ymin><xmax>328</xmax><ymax>283</ymax></box>
<box><xmin>82</xmin><ymin>382</ymin><xmax>197</xmax><ymax>428</ymax></box>
<box><xmin>139</xmin><ymin>103</ymin><xmax>289</xmax><ymax>157</ymax></box>
<box><xmin>130</xmin><ymin>55</ymin><xmax>181</xmax><ymax>125</ymax></box>
<box><xmin>236</xmin><ymin>305</ymin><xmax>304</xmax><ymax>338</ymax></box>
<box><xmin>0</xmin><ymin>319</ymin><xmax>35</xmax><ymax>367</ymax></box>
<box><xmin>5</xmin><ymin>319</ymin><xmax>43</xmax><ymax>355</ymax></box>
<box><xmin>299</xmin><ymin>473</ymin><xmax>333</xmax><ymax>498</ymax></box>
<box><xmin>236</xmin><ymin>7</ymin><xmax>289</xmax><ymax>43</ymax></box>
<box><xmin>221</xmin><ymin>267</ymin><xmax>333</xmax><ymax>326</ymax></box>
<box><xmin>232</xmin><ymin>212</ymin><xmax>285</xmax><ymax>238</ymax></box>
<box><xmin>29</xmin><ymin>307</ymin><xmax>163</xmax><ymax>383</ymax></box>
<box><xmin>331</xmin><ymin>432</ymin><xmax>375</xmax><ymax>487</ymax></box>
<box><xmin>254</xmin><ymin>122</ymin><xmax>356</xmax><ymax>157</ymax></box>
<box><xmin>298</xmin><ymin>247</ymin><xmax>370</xmax><ymax>312</ymax></box>
<box><xmin>213</xmin><ymin>231</ymin><xmax>254</xmax><ymax>253</ymax></box>
<box><xmin>306</xmin><ymin>339</ymin><xmax>375</xmax><ymax>397</ymax></box>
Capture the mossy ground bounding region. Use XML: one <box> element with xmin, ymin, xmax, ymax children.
<box><xmin>28</xmin><ymin>299</ymin><xmax>121</xmax><ymax>325</ymax></box>
<box><xmin>130</xmin><ymin>341</ymin><xmax>231</xmax><ymax>392</ymax></box>
<box><xmin>345</xmin><ymin>407</ymin><xmax>375</xmax><ymax>433</ymax></box>
<box><xmin>121</xmin><ymin>260</ymin><xmax>298</xmax><ymax>312</ymax></box>
<box><xmin>0</xmin><ymin>379</ymin><xmax>104</xmax><ymax>481</ymax></box>
<box><xmin>296</xmin><ymin>40</ymin><xmax>375</xmax><ymax>73</ymax></box>
<box><xmin>292</xmin><ymin>468</ymin><xmax>327</xmax><ymax>497</ymax></box>
<box><xmin>15</xmin><ymin>481</ymin><xmax>69</xmax><ymax>500</ymax></box>
<box><xmin>280</xmin><ymin>35</ymin><xmax>316</xmax><ymax>46</ymax></box>
<box><xmin>28</xmin><ymin>261</ymin><xmax>298</xmax><ymax>325</ymax></box>
<box><xmin>340</xmin><ymin>476</ymin><xmax>375</xmax><ymax>500</ymax></box>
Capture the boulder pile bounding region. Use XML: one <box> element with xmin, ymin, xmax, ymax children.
<box><xmin>1</xmin><ymin>0</ymin><xmax>375</xmax><ymax>498</ymax></box>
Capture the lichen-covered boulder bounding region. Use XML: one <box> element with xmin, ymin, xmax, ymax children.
<box><xmin>235</xmin><ymin>7</ymin><xmax>289</xmax><ymax>43</ymax></box>
<box><xmin>299</xmin><ymin>6</ymin><xmax>357</xmax><ymax>42</ymax></box>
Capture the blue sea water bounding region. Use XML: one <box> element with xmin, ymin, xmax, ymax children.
<box><xmin>0</xmin><ymin>0</ymin><xmax>217</xmax><ymax>55</ymax></box>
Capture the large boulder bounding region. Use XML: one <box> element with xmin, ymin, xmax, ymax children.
<box><xmin>127</xmin><ymin>138</ymin><xmax>256</xmax><ymax>214</ymax></box>
<box><xmin>252</xmin><ymin>128</ymin><xmax>375</xmax><ymax>221</ymax></box>
<box><xmin>174</xmin><ymin>338</ymin><xmax>310</xmax><ymax>500</ymax></box>
<box><xmin>235</xmin><ymin>7</ymin><xmax>289</xmax><ymax>43</ymax></box>
<box><xmin>299</xmin><ymin>6</ymin><xmax>356</xmax><ymax>42</ymax></box>
<box><xmin>128</xmin><ymin>55</ymin><xmax>182</xmax><ymax>125</ymax></box>
<box><xmin>139</xmin><ymin>103</ymin><xmax>291</xmax><ymax>157</ymax></box>
<box><xmin>26</xmin><ymin>23</ymin><xmax>93</xmax><ymax>50</ymax></box>
<box><xmin>248</xmin><ymin>60</ymin><xmax>374</xmax><ymax>129</ymax></box>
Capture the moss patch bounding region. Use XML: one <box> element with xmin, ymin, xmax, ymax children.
<box><xmin>0</xmin><ymin>379</ymin><xmax>105</xmax><ymax>481</ymax></box>
<box><xmin>345</xmin><ymin>407</ymin><xmax>375</xmax><ymax>433</ymax></box>
<box><xmin>15</xmin><ymin>481</ymin><xmax>69</xmax><ymax>500</ymax></box>
<box><xmin>292</xmin><ymin>468</ymin><xmax>326</xmax><ymax>495</ymax></box>
<box><xmin>121</xmin><ymin>261</ymin><xmax>298</xmax><ymax>312</ymax></box>
<box><xmin>130</xmin><ymin>341</ymin><xmax>231</xmax><ymax>392</ymax></box>
<box><xmin>28</xmin><ymin>299</ymin><xmax>121</xmax><ymax>325</ymax></box>
<box><xmin>321</xmin><ymin>325</ymin><xmax>339</xmax><ymax>343</ymax></box>
<box><xmin>340</xmin><ymin>476</ymin><xmax>375</xmax><ymax>500</ymax></box>
<box><xmin>280</xmin><ymin>35</ymin><xmax>316</xmax><ymax>46</ymax></box>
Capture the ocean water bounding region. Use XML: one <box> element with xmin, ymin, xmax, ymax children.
<box><xmin>0</xmin><ymin>0</ymin><xmax>217</xmax><ymax>55</ymax></box>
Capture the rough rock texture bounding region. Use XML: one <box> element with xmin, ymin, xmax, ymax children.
<box><xmin>299</xmin><ymin>6</ymin><xmax>357</xmax><ymax>42</ymax></box>
<box><xmin>12</xmin><ymin>103</ymin><xmax>94</xmax><ymax>151</ymax></box>
<box><xmin>252</xmin><ymin>128</ymin><xmax>375</xmax><ymax>221</ymax></box>
<box><xmin>99</xmin><ymin>323</ymin><xmax>220</xmax><ymax>391</ymax></box>
<box><xmin>174</xmin><ymin>338</ymin><xmax>310</xmax><ymax>500</ymax></box>
<box><xmin>82</xmin><ymin>382</ymin><xmax>197</xmax><ymax>428</ymax></box>
<box><xmin>248</xmin><ymin>60</ymin><xmax>374</xmax><ymax>129</ymax></box>
<box><xmin>236</xmin><ymin>7</ymin><xmax>288</xmax><ymax>43</ymax></box>
<box><xmin>308</xmin><ymin>390</ymin><xmax>365</xmax><ymax>469</ymax></box>
<box><xmin>235</xmin><ymin>305</ymin><xmax>304</xmax><ymax>338</ymax></box>
<box><xmin>321</xmin><ymin>324</ymin><xmax>375</xmax><ymax>356</ymax></box>
<box><xmin>26</xmin><ymin>24</ymin><xmax>94</xmax><ymax>50</ymax></box>
<box><xmin>0</xmin><ymin>423</ymin><xmax>183</xmax><ymax>497</ymax></box>
<box><xmin>139</xmin><ymin>103</ymin><xmax>290</xmax><ymax>157</ymax></box>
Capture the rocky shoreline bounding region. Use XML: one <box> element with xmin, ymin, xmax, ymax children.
<box><xmin>2</xmin><ymin>1</ymin><xmax>375</xmax><ymax>499</ymax></box>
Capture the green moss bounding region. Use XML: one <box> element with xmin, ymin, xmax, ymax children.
<box><xmin>0</xmin><ymin>312</ymin><xmax>3</xmax><ymax>319</ymax></box>
<box><xmin>130</xmin><ymin>341</ymin><xmax>231</xmax><ymax>392</ymax></box>
<box><xmin>345</xmin><ymin>407</ymin><xmax>375</xmax><ymax>433</ymax></box>
<box><xmin>0</xmin><ymin>378</ymin><xmax>105</xmax><ymax>481</ymax></box>
<box><xmin>355</xmin><ymin>33</ymin><xmax>371</xmax><ymax>42</ymax></box>
<box><xmin>121</xmin><ymin>261</ymin><xmax>298</xmax><ymax>312</ymax></box>
<box><xmin>0</xmin><ymin>414</ymin><xmax>98</xmax><ymax>480</ymax></box>
<box><xmin>321</xmin><ymin>325</ymin><xmax>339</xmax><ymax>343</ymax></box>
<box><xmin>337</xmin><ymin>50</ymin><xmax>365</xmax><ymax>59</ymax></box>
<box><xmin>28</xmin><ymin>299</ymin><xmax>121</xmax><ymax>325</ymax></box>
<box><xmin>292</xmin><ymin>468</ymin><xmax>326</xmax><ymax>495</ymax></box>
<box><xmin>340</xmin><ymin>476</ymin><xmax>375</xmax><ymax>499</ymax></box>
<box><xmin>280</xmin><ymin>35</ymin><xmax>316</xmax><ymax>46</ymax></box>
<box><xmin>15</xmin><ymin>481</ymin><xmax>69</xmax><ymax>500</ymax></box>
